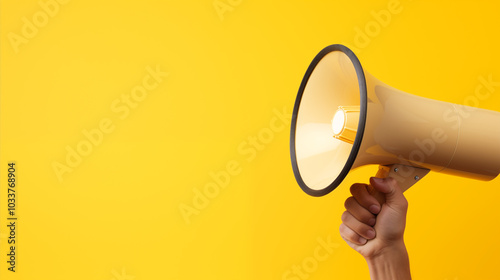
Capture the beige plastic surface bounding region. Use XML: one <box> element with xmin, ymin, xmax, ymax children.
<box><xmin>355</xmin><ymin>72</ymin><xmax>500</xmax><ymax>181</ymax></box>
<box><xmin>293</xmin><ymin>48</ymin><xmax>500</xmax><ymax>192</ymax></box>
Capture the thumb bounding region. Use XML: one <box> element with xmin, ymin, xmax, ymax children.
<box><xmin>370</xmin><ymin>177</ymin><xmax>407</xmax><ymax>209</ymax></box>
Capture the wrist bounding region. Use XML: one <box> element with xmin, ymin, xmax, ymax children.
<box><xmin>365</xmin><ymin>240</ymin><xmax>411</xmax><ymax>280</ymax></box>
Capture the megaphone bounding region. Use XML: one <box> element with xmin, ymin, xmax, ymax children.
<box><xmin>290</xmin><ymin>44</ymin><xmax>500</xmax><ymax>197</ymax></box>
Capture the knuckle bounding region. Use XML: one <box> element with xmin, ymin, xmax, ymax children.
<box><xmin>386</xmin><ymin>177</ymin><xmax>397</xmax><ymax>186</ymax></box>
<box><xmin>350</xmin><ymin>183</ymin><xmax>367</xmax><ymax>195</ymax></box>
<box><xmin>340</xmin><ymin>224</ymin><xmax>357</xmax><ymax>241</ymax></box>
<box><xmin>354</xmin><ymin>193</ymin><xmax>371</xmax><ymax>208</ymax></box>
<box><xmin>344</xmin><ymin>197</ymin><xmax>354</xmax><ymax>209</ymax></box>
<box><xmin>341</xmin><ymin>211</ymin><xmax>349</xmax><ymax>222</ymax></box>
<box><xmin>352</xmin><ymin>209</ymin><xmax>372</xmax><ymax>224</ymax></box>
<box><xmin>339</xmin><ymin>224</ymin><xmax>357</xmax><ymax>244</ymax></box>
<box><xmin>348</xmin><ymin>232</ymin><xmax>359</xmax><ymax>243</ymax></box>
<box><xmin>349</xmin><ymin>184</ymin><xmax>360</xmax><ymax>194</ymax></box>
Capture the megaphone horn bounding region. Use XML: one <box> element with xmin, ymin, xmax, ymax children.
<box><xmin>290</xmin><ymin>44</ymin><xmax>500</xmax><ymax>197</ymax></box>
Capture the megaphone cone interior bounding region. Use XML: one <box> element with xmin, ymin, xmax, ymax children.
<box><xmin>290</xmin><ymin>44</ymin><xmax>500</xmax><ymax>197</ymax></box>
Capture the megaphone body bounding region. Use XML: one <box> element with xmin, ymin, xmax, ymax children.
<box><xmin>290</xmin><ymin>44</ymin><xmax>500</xmax><ymax>196</ymax></box>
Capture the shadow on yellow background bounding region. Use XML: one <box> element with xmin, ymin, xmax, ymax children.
<box><xmin>1</xmin><ymin>1</ymin><xmax>499</xmax><ymax>279</ymax></box>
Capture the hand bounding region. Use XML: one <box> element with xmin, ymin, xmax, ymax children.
<box><xmin>339</xmin><ymin>177</ymin><xmax>411</xmax><ymax>279</ymax></box>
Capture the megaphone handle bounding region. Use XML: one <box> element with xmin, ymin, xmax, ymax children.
<box><xmin>367</xmin><ymin>164</ymin><xmax>430</xmax><ymax>206</ymax></box>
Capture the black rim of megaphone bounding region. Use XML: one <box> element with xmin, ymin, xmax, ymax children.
<box><xmin>290</xmin><ymin>44</ymin><xmax>367</xmax><ymax>197</ymax></box>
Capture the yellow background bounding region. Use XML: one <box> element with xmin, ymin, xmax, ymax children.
<box><xmin>1</xmin><ymin>0</ymin><xmax>499</xmax><ymax>279</ymax></box>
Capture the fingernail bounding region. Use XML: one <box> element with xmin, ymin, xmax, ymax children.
<box><xmin>368</xmin><ymin>218</ymin><xmax>376</xmax><ymax>226</ymax></box>
<box><xmin>369</xmin><ymin>205</ymin><xmax>380</xmax><ymax>214</ymax></box>
<box><xmin>366</xmin><ymin>229</ymin><xmax>375</xmax><ymax>239</ymax></box>
<box><xmin>372</xmin><ymin>177</ymin><xmax>383</xmax><ymax>184</ymax></box>
<box><xmin>358</xmin><ymin>237</ymin><xmax>367</xmax><ymax>244</ymax></box>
